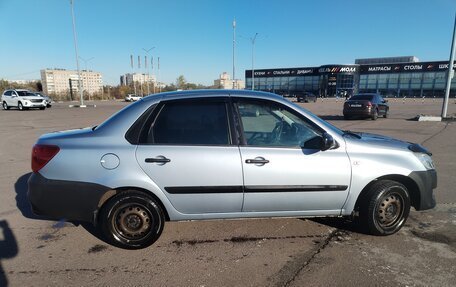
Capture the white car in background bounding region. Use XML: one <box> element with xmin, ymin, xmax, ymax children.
<box><xmin>2</xmin><ymin>89</ymin><xmax>46</xmax><ymax>110</ymax></box>
<box><xmin>125</xmin><ymin>94</ymin><xmax>142</xmax><ymax>102</ymax></box>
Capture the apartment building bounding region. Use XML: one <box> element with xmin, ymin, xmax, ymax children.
<box><xmin>41</xmin><ymin>69</ymin><xmax>103</xmax><ymax>97</ymax></box>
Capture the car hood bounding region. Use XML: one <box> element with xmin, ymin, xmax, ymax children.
<box><xmin>345</xmin><ymin>132</ymin><xmax>412</xmax><ymax>152</ymax></box>
<box><xmin>21</xmin><ymin>96</ymin><xmax>45</xmax><ymax>100</ymax></box>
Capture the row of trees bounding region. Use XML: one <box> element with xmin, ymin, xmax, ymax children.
<box><xmin>1</xmin><ymin>75</ymin><xmax>213</xmax><ymax>101</ymax></box>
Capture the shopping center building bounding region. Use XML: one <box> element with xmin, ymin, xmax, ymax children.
<box><xmin>245</xmin><ymin>56</ymin><xmax>456</xmax><ymax>98</ymax></box>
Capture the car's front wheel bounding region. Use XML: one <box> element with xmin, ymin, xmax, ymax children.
<box><xmin>100</xmin><ymin>190</ymin><xmax>165</xmax><ymax>249</ymax></box>
<box><xmin>383</xmin><ymin>108</ymin><xmax>389</xmax><ymax>118</ymax></box>
<box><xmin>360</xmin><ymin>180</ymin><xmax>410</xmax><ymax>235</ymax></box>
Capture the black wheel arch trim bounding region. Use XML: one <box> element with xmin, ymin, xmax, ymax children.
<box><xmin>27</xmin><ymin>173</ymin><xmax>171</xmax><ymax>224</ymax></box>
<box><xmin>354</xmin><ymin>172</ymin><xmax>436</xmax><ymax>213</ymax></box>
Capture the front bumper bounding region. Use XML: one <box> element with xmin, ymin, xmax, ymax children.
<box><xmin>409</xmin><ymin>170</ymin><xmax>437</xmax><ymax>210</ymax></box>
<box><xmin>23</xmin><ymin>102</ymin><xmax>46</xmax><ymax>108</ymax></box>
<box><xmin>27</xmin><ymin>173</ymin><xmax>110</xmax><ymax>223</ymax></box>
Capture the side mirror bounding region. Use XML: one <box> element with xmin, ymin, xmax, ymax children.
<box><xmin>321</xmin><ymin>132</ymin><xmax>336</xmax><ymax>151</ymax></box>
<box><xmin>303</xmin><ymin>133</ymin><xmax>337</xmax><ymax>151</ymax></box>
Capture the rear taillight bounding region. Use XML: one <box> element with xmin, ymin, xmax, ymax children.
<box><xmin>31</xmin><ymin>144</ymin><xmax>60</xmax><ymax>173</ymax></box>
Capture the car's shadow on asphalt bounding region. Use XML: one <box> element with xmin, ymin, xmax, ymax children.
<box><xmin>14</xmin><ymin>173</ymin><xmax>39</xmax><ymax>220</ymax></box>
<box><xmin>309</xmin><ymin>217</ymin><xmax>367</xmax><ymax>234</ymax></box>
<box><xmin>318</xmin><ymin>115</ymin><xmax>347</xmax><ymax>121</ymax></box>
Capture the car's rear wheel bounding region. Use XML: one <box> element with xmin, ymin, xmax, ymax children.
<box><xmin>371</xmin><ymin>108</ymin><xmax>378</xmax><ymax>120</ymax></box>
<box><xmin>2</xmin><ymin>101</ymin><xmax>8</xmax><ymax>110</ymax></box>
<box><xmin>100</xmin><ymin>190</ymin><xmax>165</xmax><ymax>249</ymax></box>
<box><xmin>359</xmin><ymin>180</ymin><xmax>410</xmax><ymax>235</ymax></box>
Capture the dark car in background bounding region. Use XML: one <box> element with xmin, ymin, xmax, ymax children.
<box><xmin>296</xmin><ymin>92</ymin><xmax>317</xmax><ymax>103</ymax></box>
<box><xmin>343</xmin><ymin>93</ymin><xmax>389</xmax><ymax>120</ymax></box>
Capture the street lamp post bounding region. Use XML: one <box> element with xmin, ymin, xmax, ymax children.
<box><xmin>143</xmin><ymin>47</ymin><xmax>155</xmax><ymax>95</ymax></box>
<box><xmin>232</xmin><ymin>18</ymin><xmax>236</xmax><ymax>89</ymax></box>
<box><xmin>79</xmin><ymin>56</ymin><xmax>94</xmax><ymax>100</ymax></box>
<box><xmin>250</xmin><ymin>33</ymin><xmax>258</xmax><ymax>90</ymax></box>
<box><xmin>442</xmin><ymin>12</ymin><xmax>456</xmax><ymax>118</ymax></box>
<box><xmin>69</xmin><ymin>0</ymin><xmax>84</xmax><ymax>107</ymax></box>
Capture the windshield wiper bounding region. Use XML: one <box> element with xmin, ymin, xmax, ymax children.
<box><xmin>343</xmin><ymin>130</ymin><xmax>362</xmax><ymax>139</ymax></box>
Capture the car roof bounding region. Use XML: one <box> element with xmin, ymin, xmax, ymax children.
<box><xmin>141</xmin><ymin>89</ymin><xmax>283</xmax><ymax>102</ymax></box>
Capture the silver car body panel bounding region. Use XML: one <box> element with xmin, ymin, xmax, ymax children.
<box><xmin>33</xmin><ymin>90</ymin><xmax>434</xmax><ymax>222</ymax></box>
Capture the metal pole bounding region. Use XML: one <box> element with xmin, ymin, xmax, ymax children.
<box><xmin>251</xmin><ymin>33</ymin><xmax>258</xmax><ymax>90</ymax></box>
<box><xmin>70</xmin><ymin>0</ymin><xmax>84</xmax><ymax>106</ymax></box>
<box><xmin>143</xmin><ymin>47</ymin><xmax>155</xmax><ymax>95</ymax></box>
<box><xmin>79</xmin><ymin>56</ymin><xmax>93</xmax><ymax>101</ymax></box>
<box><xmin>442</xmin><ymin>12</ymin><xmax>456</xmax><ymax>118</ymax></box>
<box><xmin>158</xmin><ymin>57</ymin><xmax>161</xmax><ymax>93</ymax></box>
<box><xmin>232</xmin><ymin>18</ymin><xmax>236</xmax><ymax>89</ymax></box>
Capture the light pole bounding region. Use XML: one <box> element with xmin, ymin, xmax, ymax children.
<box><xmin>70</xmin><ymin>0</ymin><xmax>84</xmax><ymax>107</ymax></box>
<box><xmin>143</xmin><ymin>47</ymin><xmax>155</xmax><ymax>95</ymax></box>
<box><xmin>250</xmin><ymin>33</ymin><xmax>258</xmax><ymax>90</ymax></box>
<box><xmin>79</xmin><ymin>56</ymin><xmax>94</xmax><ymax>100</ymax></box>
<box><xmin>232</xmin><ymin>18</ymin><xmax>236</xmax><ymax>89</ymax></box>
<box><xmin>442</xmin><ymin>12</ymin><xmax>456</xmax><ymax>118</ymax></box>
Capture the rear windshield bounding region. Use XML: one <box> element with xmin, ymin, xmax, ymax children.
<box><xmin>350</xmin><ymin>94</ymin><xmax>374</xmax><ymax>101</ymax></box>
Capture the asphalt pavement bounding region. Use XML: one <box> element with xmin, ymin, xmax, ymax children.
<box><xmin>0</xmin><ymin>98</ymin><xmax>455</xmax><ymax>286</ymax></box>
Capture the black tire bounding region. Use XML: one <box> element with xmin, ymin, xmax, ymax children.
<box><xmin>383</xmin><ymin>108</ymin><xmax>389</xmax><ymax>118</ymax></box>
<box><xmin>99</xmin><ymin>190</ymin><xmax>165</xmax><ymax>249</ymax></box>
<box><xmin>371</xmin><ymin>108</ymin><xmax>378</xmax><ymax>120</ymax></box>
<box><xmin>359</xmin><ymin>180</ymin><xmax>410</xmax><ymax>236</ymax></box>
<box><xmin>2</xmin><ymin>101</ymin><xmax>8</xmax><ymax>110</ymax></box>
<box><xmin>18</xmin><ymin>102</ymin><xmax>24</xmax><ymax>110</ymax></box>
<box><xmin>343</xmin><ymin>114</ymin><xmax>350</xmax><ymax>120</ymax></box>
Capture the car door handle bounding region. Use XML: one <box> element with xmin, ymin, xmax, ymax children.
<box><xmin>245</xmin><ymin>158</ymin><xmax>269</xmax><ymax>164</ymax></box>
<box><xmin>145</xmin><ymin>156</ymin><xmax>171</xmax><ymax>164</ymax></box>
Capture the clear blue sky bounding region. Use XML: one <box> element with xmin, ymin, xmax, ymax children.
<box><xmin>0</xmin><ymin>0</ymin><xmax>455</xmax><ymax>85</ymax></box>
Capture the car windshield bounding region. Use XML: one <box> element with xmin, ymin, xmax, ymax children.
<box><xmin>349</xmin><ymin>94</ymin><xmax>374</xmax><ymax>101</ymax></box>
<box><xmin>16</xmin><ymin>91</ymin><xmax>35</xmax><ymax>97</ymax></box>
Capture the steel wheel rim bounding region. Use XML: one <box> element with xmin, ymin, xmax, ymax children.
<box><xmin>112</xmin><ymin>203</ymin><xmax>153</xmax><ymax>241</ymax></box>
<box><xmin>376</xmin><ymin>191</ymin><xmax>404</xmax><ymax>228</ymax></box>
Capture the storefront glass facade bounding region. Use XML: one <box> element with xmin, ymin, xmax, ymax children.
<box><xmin>245</xmin><ymin>60</ymin><xmax>456</xmax><ymax>98</ymax></box>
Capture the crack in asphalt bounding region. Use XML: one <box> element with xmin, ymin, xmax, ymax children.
<box><xmin>171</xmin><ymin>234</ymin><xmax>328</xmax><ymax>247</ymax></box>
<box><xmin>421</xmin><ymin>122</ymin><xmax>449</xmax><ymax>145</ymax></box>
<box><xmin>270</xmin><ymin>229</ymin><xmax>348</xmax><ymax>287</ymax></box>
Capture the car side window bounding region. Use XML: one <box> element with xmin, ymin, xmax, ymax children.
<box><xmin>236</xmin><ymin>100</ymin><xmax>321</xmax><ymax>147</ymax></box>
<box><xmin>4</xmin><ymin>91</ymin><xmax>11</xmax><ymax>96</ymax></box>
<box><xmin>148</xmin><ymin>101</ymin><xmax>230</xmax><ymax>145</ymax></box>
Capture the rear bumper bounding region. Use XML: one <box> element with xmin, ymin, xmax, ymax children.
<box><xmin>343</xmin><ymin>108</ymin><xmax>372</xmax><ymax>117</ymax></box>
<box><xmin>409</xmin><ymin>170</ymin><xmax>437</xmax><ymax>210</ymax></box>
<box><xmin>27</xmin><ymin>173</ymin><xmax>110</xmax><ymax>223</ymax></box>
